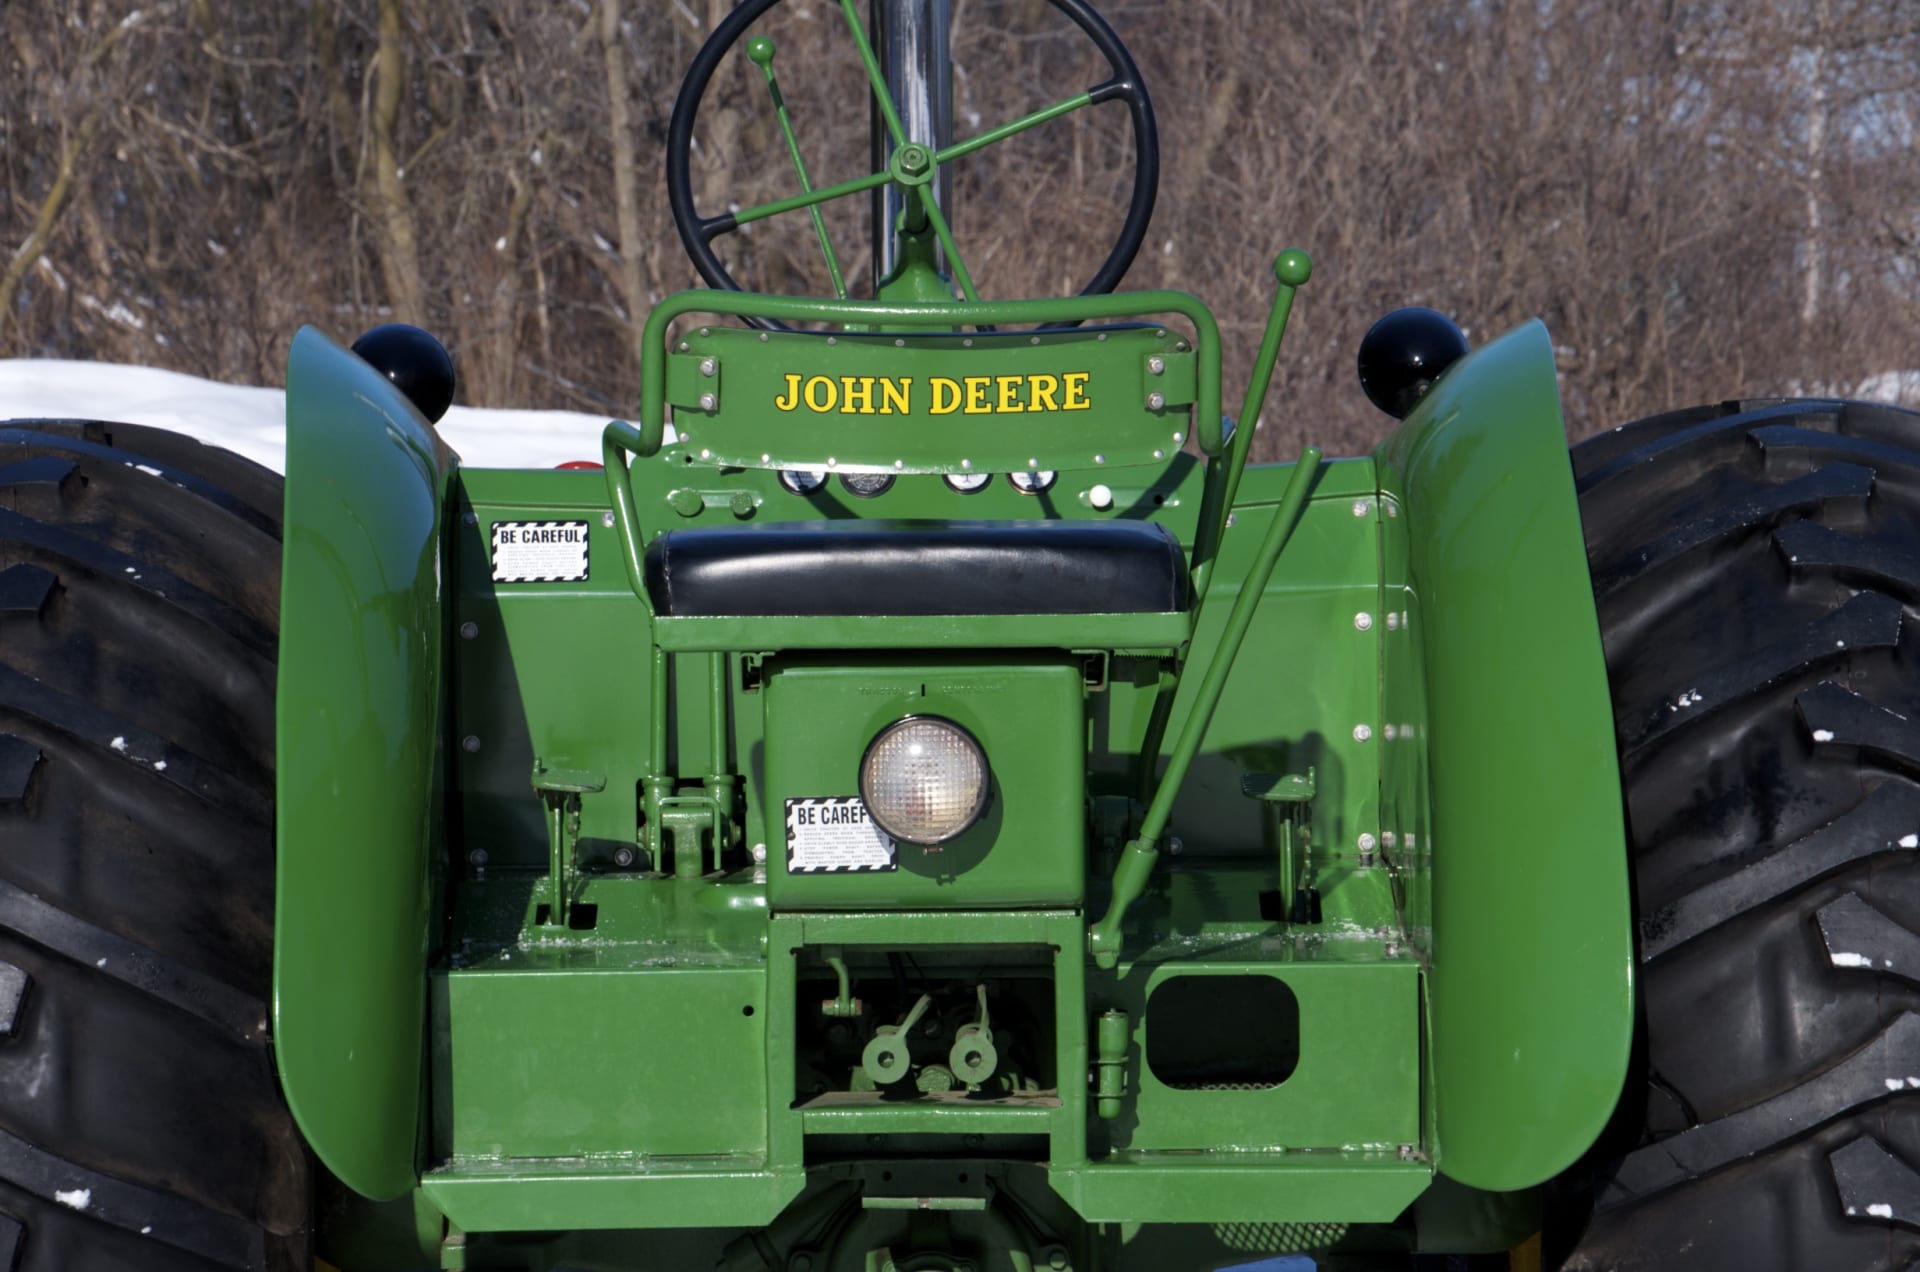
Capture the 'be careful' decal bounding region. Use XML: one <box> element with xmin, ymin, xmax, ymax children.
<box><xmin>786</xmin><ymin>797</ymin><xmax>896</xmax><ymax>873</ymax></box>
<box><xmin>491</xmin><ymin>520</ymin><xmax>589</xmax><ymax>583</ymax></box>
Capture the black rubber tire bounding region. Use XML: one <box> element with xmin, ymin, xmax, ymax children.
<box><xmin>0</xmin><ymin>420</ymin><xmax>307</xmax><ymax>1271</ymax></box>
<box><xmin>1558</xmin><ymin>398</ymin><xmax>1920</xmax><ymax>1270</ymax></box>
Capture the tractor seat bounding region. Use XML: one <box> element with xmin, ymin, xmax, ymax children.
<box><xmin>643</xmin><ymin>519</ymin><xmax>1189</xmax><ymax>618</ymax></box>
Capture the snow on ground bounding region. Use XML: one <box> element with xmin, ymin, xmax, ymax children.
<box><xmin>1860</xmin><ymin>369</ymin><xmax>1920</xmax><ymax>408</ymax></box>
<box><xmin>0</xmin><ymin>359</ymin><xmax>614</xmax><ymax>473</ymax></box>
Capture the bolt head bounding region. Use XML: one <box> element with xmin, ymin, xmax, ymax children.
<box><xmin>459</xmin><ymin>621</ymin><xmax>479</xmax><ymax>640</ymax></box>
<box><xmin>1166</xmin><ymin>836</ymin><xmax>1183</xmax><ymax>855</ymax></box>
<box><xmin>699</xmin><ymin>356</ymin><xmax>717</xmax><ymax>377</ymax></box>
<box><xmin>1354</xmin><ymin>723</ymin><xmax>1373</xmax><ymax>742</ymax></box>
<box><xmin>613</xmin><ymin>847</ymin><xmax>636</xmax><ymax>868</ymax></box>
<box><xmin>1147</xmin><ymin>355</ymin><xmax>1166</xmax><ymax>375</ymax></box>
<box><xmin>1386</xmin><ymin>612</ymin><xmax>1400</xmax><ymax>630</ymax></box>
<box><xmin>1354</xmin><ymin>611</ymin><xmax>1374</xmax><ymax>631</ymax></box>
<box><xmin>751</xmin><ymin>842</ymin><xmax>769</xmax><ymax>864</ymax></box>
<box><xmin>1358</xmin><ymin>831</ymin><xmax>1378</xmax><ymax>852</ymax></box>
<box><xmin>698</xmin><ymin>392</ymin><xmax>717</xmax><ymax>412</ymax></box>
<box><xmin>462</xmin><ymin>735</ymin><xmax>482</xmax><ymax>753</ymax></box>
<box><xmin>1352</xmin><ymin>499</ymin><xmax>1371</xmax><ymax>517</ymax></box>
<box><xmin>468</xmin><ymin>848</ymin><xmax>488</xmax><ymax>867</ymax></box>
<box><xmin>1146</xmin><ymin>391</ymin><xmax>1166</xmax><ymax>410</ymax></box>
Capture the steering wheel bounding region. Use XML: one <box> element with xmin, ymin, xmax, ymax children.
<box><xmin>666</xmin><ymin>0</ymin><xmax>1158</xmax><ymax>315</ymax></box>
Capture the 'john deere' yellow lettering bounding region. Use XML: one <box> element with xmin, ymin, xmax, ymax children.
<box><xmin>1061</xmin><ymin>371</ymin><xmax>1091</xmax><ymax>410</ymax></box>
<box><xmin>770</xmin><ymin>370</ymin><xmax>1096</xmax><ymax>415</ymax></box>
<box><xmin>803</xmin><ymin>376</ymin><xmax>837</xmax><ymax>412</ymax></box>
<box><xmin>930</xmin><ymin>378</ymin><xmax>961</xmax><ymax>415</ymax></box>
<box><xmin>840</xmin><ymin>376</ymin><xmax>875</xmax><ymax>415</ymax></box>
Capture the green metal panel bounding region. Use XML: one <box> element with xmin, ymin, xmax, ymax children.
<box><xmin>763</xmin><ymin>661</ymin><xmax>1086</xmax><ymax>908</ymax></box>
<box><xmin>637</xmin><ymin>290</ymin><xmax>1228</xmax><ymax>458</ymax></box>
<box><xmin>1054</xmin><ymin>1155</ymin><xmax>1431</xmax><ymax>1225</ymax></box>
<box><xmin>1093</xmin><ymin>466</ymin><xmax>1382</xmax><ymax>865</ymax></box>
<box><xmin>422</xmin><ymin>1163</ymin><xmax>801</xmax><ymax>1235</ymax></box>
<box><xmin>276</xmin><ymin>326</ymin><xmax>454</xmax><ymax>1200</ymax></box>
<box><xmin>449</xmin><ymin>471</ymin><xmax>654</xmax><ymax>867</ymax></box>
<box><xmin>667</xmin><ymin>324</ymin><xmax>1194</xmax><ymax>473</ymax></box>
<box><xmin>434</xmin><ymin>965</ymin><xmax>767</xmax><ymax>1159</ymax></box>
<box><xmin>1377</xmin><ymin>320</ymin><xmax>1632</xmax><ymax>1192</ymax></box>
<box><xmin>1109</xmin><ymin>963</ymin><xmax>1419</xmax><ymax>1154</ymax></box>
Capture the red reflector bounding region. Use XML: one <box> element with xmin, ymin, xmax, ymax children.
<box><xmin>555</xmin><ymin>461</ymin><xmax>604</xmax><ymax>470</ymax></box>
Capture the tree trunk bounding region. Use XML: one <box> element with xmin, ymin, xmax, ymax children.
<box><xmin>598</xmin><ymin>0</ymin><xmax>648</xmax><ymax>375</ymax></box>
<box><xmin>368</xmin><ymin>0</ymin><xmax>427</xmax><ymax>324</ymax></box>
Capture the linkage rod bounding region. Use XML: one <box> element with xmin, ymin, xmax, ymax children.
<box><xmin>746</xmin><ymin>37</ymin><xmax>848</xmax><ymax>299</ymax></box>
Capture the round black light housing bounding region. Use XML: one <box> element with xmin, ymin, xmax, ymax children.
<box><xmin>1357</xmin><ymin>308</ymin><xmax>1468</xmax><ymax>419</ymax></box>
<box><xmin>351</xmin><ymin>323</ymin><xmax>456</xmax><ymax>424</ymax></box>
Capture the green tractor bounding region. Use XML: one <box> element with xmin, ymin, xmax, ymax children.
<box><xmin>4</xmin><ymin>1</ymin><xmax>1918</xmax><ymax>1269</ymax></box>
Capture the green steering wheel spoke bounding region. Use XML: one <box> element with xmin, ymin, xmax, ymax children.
<box><xmin>936</xmin><ymin>89</ymin><xmax>1096</xmax><ymax>166</ymax></box>
<box><xmin>746</xmin><ymin>36</ymin><xmax>848</xmax><ymax>299</ymax></box>
<box><xmin>731</xmin><ymin>168</ymin><xmax>893</xmax><ymax>229</ymax></box>
<box><xmin>837</xmin><ymin>0</ymin><xmax>910</xmax><ymax>149</ymax></box>
<box><xmin>917</xmin><ymin>185</ymin><xmax>979</xmax><ymax>304</ymax></box>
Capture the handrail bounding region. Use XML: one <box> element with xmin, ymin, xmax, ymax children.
<box><xmin>603</xmin><ymin>420</ymin><xmax>650</xmax><ymax>604</ymax></box>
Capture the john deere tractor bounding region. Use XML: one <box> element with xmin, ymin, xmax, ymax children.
<box><xmin>5</xmin><ymin>1</ymin><xmax>1920</xmax><ymax>1269</ymax></box>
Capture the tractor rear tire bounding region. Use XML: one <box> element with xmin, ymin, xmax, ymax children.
<box><xmin>0</xmin><ymin>420</ymin><xmax>306</xmax><ymax>1271</ymax></box>
<box><xmin>1559</xmin><ymin>398</ymin><xmax>1920</xmax><ymax>1269</ymax></box>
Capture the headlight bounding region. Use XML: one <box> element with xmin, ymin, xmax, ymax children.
<box><xmin>859</xmin><ymin>717</ymin><xmax>989</xmax><ymax>845</ymax></box>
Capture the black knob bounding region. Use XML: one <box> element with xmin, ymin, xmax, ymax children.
<box><xmin>351</xmin><ymin>324</ymin><xmax>456</xmax><ymax>424</ymax></box>
<box><xmin>1357</xmin><ymin>307</ymin><xmax>1468</xmax><ymax>419</ymax></box>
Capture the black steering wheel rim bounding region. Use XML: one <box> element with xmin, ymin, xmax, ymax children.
<box><xmin>665</xmin><ymin>0</ymin><xmax>1159</xmax><ymax>322</ymax></box>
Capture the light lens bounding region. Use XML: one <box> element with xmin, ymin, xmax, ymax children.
<box><xmin>859</xmin><ymin>717</ymin><xmax>989</xmax><ymax>845</ymax></box>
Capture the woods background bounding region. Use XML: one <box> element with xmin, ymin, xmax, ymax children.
<box><xmin>3</xmin><ymin>0</ymin><xmax>1917</xmax><ymax>460</ymax></box>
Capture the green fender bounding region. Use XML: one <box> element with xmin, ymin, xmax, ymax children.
<box><xmin>1379</xmin><ymin>320</ymin><xmax>1633</xmax><ymax>1191</ymax></box>
<box><xmin>275</xmin><ymin>327</ymin><xmax>454</xmax><ymax>1200</ymax></box>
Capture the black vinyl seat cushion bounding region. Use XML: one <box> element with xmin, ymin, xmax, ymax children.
<box><xmin>643</xmin><ymin>519</ymin><xmax>1190</xmax><ymax>618</ymax></box>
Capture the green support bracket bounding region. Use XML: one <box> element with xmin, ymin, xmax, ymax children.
<box><xmin>1243</xmin><ymin>767</ymin><xmax>1317</xmax><ymax>921</ymax></box>
<box><xmin>531</xmin><ymin>760</ymin><xmax>605</xmax><ymax>928</ymax></box>
<box><xmin>657</xmin><ymin>796</ymin><xmax>721</xmax><ymax>881</ymax></box>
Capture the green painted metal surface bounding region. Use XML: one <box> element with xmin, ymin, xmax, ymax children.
<box><xmin>1108</xmin><ymin>962</ymin><xmax>1419</xmax><ymax>1154</ymax></box>
<box><xmin>1377</xmin><ymin>320</ymin><xmax>1632</xmax><ymax>1192</ymax></box>
<box><xmin>276</xmin><ymin>326</ymin><xmax>453</xmax><ymax>1200</ymax></box>
<box><xmin>635</xmin><ymin>290</ymin><xmax>1227</xmax><ymax>458</ymax></box>
<box><xmin>434</xmin><ymin>966</ymin><xmax>768</xmax><ymax>1160</ymax></box>
<box><xmin>666</xmin><ymin>325</ymin><xmax>1195</xmax><ymax>474</ymax></box>
<box><xmin>764</xmin><ymin>661</ymin><xmax>1086</xmax><ymax>908</ymax></box>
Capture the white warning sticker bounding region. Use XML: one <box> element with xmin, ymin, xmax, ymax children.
<box><xmin>491</xmin><ymin>520</ymin><xmax>589</xmax><ymax>583</ymax></box>
<box><xmin>785</xmin><ymin>797</ymin><xmax>896</xmax><ymax>873</ymax></box>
